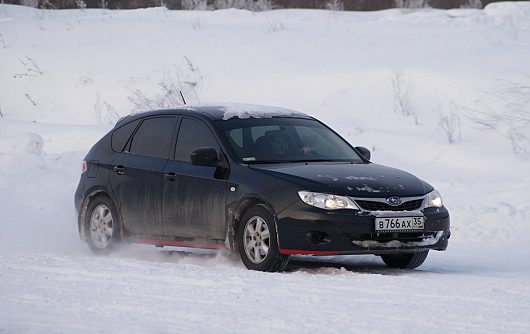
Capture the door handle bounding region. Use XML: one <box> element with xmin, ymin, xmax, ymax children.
<box><xmin>164</xmin><ymin>172</ymin><xmax>177</xmax><ymax>181</ymax></box>
<box><xmin>113</xmin><ymin>165</ymin><xmax>126</xmax><ymax>175</ymax></box>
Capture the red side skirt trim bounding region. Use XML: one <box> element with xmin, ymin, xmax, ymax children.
<box><xmin>135</xmin><ymin>239</ymin><xmax>226</xmax><ymax>250</ymax></box>
<box><xmin>279</xmin><ymin>249</ymin><xmax>338</xmax><ymax>255</ymax></box>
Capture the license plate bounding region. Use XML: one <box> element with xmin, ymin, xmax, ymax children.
<box><xmin>374</xmin><ymin>217</ymin><xmax>424</xmax><ymax>232</ymax></box>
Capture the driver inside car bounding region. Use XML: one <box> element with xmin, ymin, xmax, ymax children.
<box><xmin>270</xmin><ymin>134</ymin><xmax>312</xmax><ymax>160</ymax></box>
<box><xmin>270</xmin><ymin>134</ymin><xmax>288</xmax><ymax>159</ymax></box>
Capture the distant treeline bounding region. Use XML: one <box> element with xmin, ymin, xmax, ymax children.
<box><xmin>5</xmin><ymin>0</ymin><xmax>518</xmax><ymax>11</ymax></box>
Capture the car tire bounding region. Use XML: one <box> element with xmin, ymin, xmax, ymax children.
<box><xmin>85</xmin><ymin>195</ymin><xmax>122</xmax><ymax>254</ymax></box>
<box><xmin>380</xmin><ymin>250</ymin><xmax>429</xmax><ymax>269</ymax></box>
<box><xmin>237</xmin><ymin>205</ymin><xmax>290</xmax><ymax>272</ymax></box>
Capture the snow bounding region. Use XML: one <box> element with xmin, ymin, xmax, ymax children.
<box><xmin>345</xmin><ymin>175</ymin><xmax>377</xmax><ymax>181</ymax></box>
<box><xmin>1</xmin><ymin>2</ymin><xmax>530</xmax><ymax>333</ymax></box>
<box><xmin>355</xmin><ymin>184</ymin><xmax>383</xmax><ymax>193</ymax></box>
<box><xmin>352</xmin><ymin>231</ymin><xmax>443</xmax><ymax>248</ymax></box>
<box><xmin>318</xmin><ymin>174</ymin><xmax>340</xmax><ymax>181</ymax></box>
<box><xmin>219</xmin><ymin>102</ymin><xmax>303</xmax><ymax>120</ymax></box>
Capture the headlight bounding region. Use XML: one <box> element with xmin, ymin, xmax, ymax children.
<box><xmin>425</xmin><ymin>189</ymin><xmax>443</xmax><ymax>208</ymax></box>
<box><xmin>298</xmin><ymin>191</ymin><xmax>360</xmax><ymax>210</ymax></box>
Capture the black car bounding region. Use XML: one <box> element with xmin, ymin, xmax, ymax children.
<box><xmin>75</xmin><ymin>104</ymin><xmax>450</xmax><ymax>271</ymax></box>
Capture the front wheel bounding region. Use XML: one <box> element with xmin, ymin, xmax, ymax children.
<box><xmin>381</xmin><ymin>251</ymin><xmax>429</xmax><ymax>269</ymax></box>
<box><xmin>85</xmin><ymin>195</ymin><xmax>122</xmax><ymax>254</ymax></box>
<box><xmin>237</xmin><ymin>206</ymin><xmax>289</xmax><ymax>272</ymax></box>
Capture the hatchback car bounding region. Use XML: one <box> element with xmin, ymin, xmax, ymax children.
<box><xmin>75</xmin><ymin>104</ymin><xmax>450</xmax><ymax>271</ymax></box>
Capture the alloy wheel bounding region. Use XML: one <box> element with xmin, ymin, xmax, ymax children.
<box><xmin>89</xmin><ymin>204</ymin><xmax>114</xmax><ymax>249</ymax></box>
<box><xmin>243</xmin><ymin>216</ymin><xmax>271</xmax><ymax>264</ymax></box>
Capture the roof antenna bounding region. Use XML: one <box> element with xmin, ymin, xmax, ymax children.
<box><xmin>179</xmin><ymin>91</ymin><xmax>187</xmax><ymax>105</ymax></box>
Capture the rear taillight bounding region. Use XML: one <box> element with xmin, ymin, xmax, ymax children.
<box><xmin>81</xmin><ymin>160</ymin><xmax>87</xmax><ymax>174</ymax></box>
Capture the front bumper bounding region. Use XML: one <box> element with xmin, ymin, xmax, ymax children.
<box><xmin>276</xmin><ymin>202</ymin><xmax>450</xmax><ymax>255</ymax></box>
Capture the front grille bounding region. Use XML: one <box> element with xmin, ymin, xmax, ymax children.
<box><xmin>355</xmin><ymin>199</ymin><xmax>423</xmax><ymax>211</ymax></box>
<box><xmin>349</xmin><ymin>232</ymin><xmax>437</xmax><ymax>243</ymax></box>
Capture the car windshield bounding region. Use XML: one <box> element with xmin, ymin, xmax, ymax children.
<box><xmin>216</xmin><ymin>117</ymin><xmax>363</xmax><ymax>164</ymax></box>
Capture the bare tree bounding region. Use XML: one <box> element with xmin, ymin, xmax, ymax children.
<box><xmin>213</xmin><ymin>0</ymin><xmax>272</xmax><ymax>11</ymax></box>
<box><xmin>182</xmin><ymin>0</ymin><xmax>207</xmax><ymax>10</ymax></box>
<box><xmin>75</xmin><ymin>0</ymin><xmax>87</xmax><ymax>11</ymax></box>
<box><xmin>461</xmin><ymin>0</ymin><xmax>482</xmax><ymax>9</ymax></box>
<box><xmin>395</xmin><ymin>0</ymin><xmax>429</xmax><ymax>9</ymax></box>
<box><xmin>21</xmin><ymin>0</ymin><xmax>38</xmax><ymax>7</ymax></box>
<box><xmin>327</xmin><ymin>0</ymin><xmax>343</xmax><ymax>11</ymax></box>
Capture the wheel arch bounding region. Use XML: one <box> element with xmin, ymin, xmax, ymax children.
<box><xmin>78</xmin><ymin>186</ymin><xmax>122</xmax><ymax>242</ymax></box>
<box><xmin>226</xmin><ymin>195</ymin><xmax>277</xmax><ymax>252</ymax></box>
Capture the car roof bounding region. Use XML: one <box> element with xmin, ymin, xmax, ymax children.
<box><xmin>114</xmin><ymin>103</ymin><xmax>312</xmax><ymax>127</ymax></box>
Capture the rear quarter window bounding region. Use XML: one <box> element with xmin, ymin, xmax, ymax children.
<box><xmin>111</xmin><ymin>119</ymin><xmax>141</xmax><ymax>152</ymax></box>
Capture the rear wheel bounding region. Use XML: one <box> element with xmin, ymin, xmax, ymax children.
<box><xmin>381</xmin><ymin>250</ymin><xmax>429</xmax><ymax>269</ymax></box>
<box><xmin>237</xmin><ymin>206</ymin><xmax>289</xmax><ymax>272</ymax></box>
<box><xmin>85</xmin><ymin>195</ymin><xmax>122</xmax><ymax>254</ymax></box>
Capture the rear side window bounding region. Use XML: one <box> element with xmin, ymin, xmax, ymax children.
<box><xmin>129</xmin><ymin>117</ymin><xmax>177</xmax><ymax>158</ymax></box>
<box><xmin>174</xmin><ymin>118</ymin><xmax>220</xmax><ymax>162</ymax></box>
<box><xmin>111</xmin><ymin>119</ymin><xmax>140</xmax><ymax>152</ymax></box>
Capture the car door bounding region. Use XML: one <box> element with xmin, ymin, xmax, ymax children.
<box><xmin>110</xmin><ymin>116</ymin><xmax>178</xmax><ymax>236</ymax></box>
<box><xmin>162</xmin><ymin>117</ymin><xmax>227</xmax><ymax>240</ymax></box>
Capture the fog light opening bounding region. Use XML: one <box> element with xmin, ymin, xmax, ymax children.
<box><xmin>307</xmin><ymin>231</ymin><xmax>331</xmax><ymax>245</ymax></box>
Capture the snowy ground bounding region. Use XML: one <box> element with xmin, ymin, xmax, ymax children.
<box><xmin>1</xmin><ymin>2</ymin><xmax>530</xmax><ymax>333</ymax></box>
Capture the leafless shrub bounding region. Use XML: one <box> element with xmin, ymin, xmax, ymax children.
<box><xmin>391</xmin><ymin>71</ymin><xmax>418</xmax><ymax>124</ymax></box>
<box><xmin>78</xmin><ymin>75</ymin><xmax>93</xmax><ymax>85</ymax></box>
<box><xmin>438</xmin><ymin>103</ymin><xmax>462</xmax><ymax>144</ymax></box>
<box><xmin>266</xmin><ymin>17</ymin><xmax>285</xmax><ymax>33</ymax></box>
<box><xmin>395</xmin><ymin>0</ymin><xmax>429</xmax><ymax>9</ymax></box>
<box><xmin>94</xmin><ymin>93</ymin><xmax>120</xmax><ymax>125</ymax></box>
<box><xmin>181</xmin><ymin>56</ymin><xmax>203</xmax><ymax>103</ymax></box>
<box><xmin>465</xmin><ymin>78</ymin><xmax>530</xmax><ymax>159</ymax></box>
<box><xmin>128</xmin><ymin>57</ymin><xmax>203</xmax><ymax>111</ymax></box>
<box><xmin>191</xmin><ymin>17</ymin><xmax>204</xmax><ymax>30</ymax></box>
<box><xmin>24</xmin><ymin>93</ymin><xmax>37</xmax><ymax>107</ymax></box>
<box><xmin>13</xmin><ymin>57</ymin><xmax>43</xmax><ymax>78</ymax></box>
<box><xmin>128</xmin><ymin>75</ymin><xmax>184</xmax><ymax>111</ymax></box>
<box><xmin>461</xmin><ymin>0</ymin><xmax>482</xmax><ymax>9</ymax></box>
<box><xmin>0</xmin><ymin>33</ymin><xmax>6</xmax><ymax>49</ymax></box>
<box><xmin>0</xmin><ymin>106</ymin><xmax>4</xmax><ymax>118</ymax></box>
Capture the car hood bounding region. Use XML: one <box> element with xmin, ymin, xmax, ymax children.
<box><xmin>250</xmin><ymin>162</ymin><xmax>432</xmax><ymax>198</ymax></box>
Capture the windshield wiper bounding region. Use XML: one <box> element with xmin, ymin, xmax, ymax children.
<box><xmin>245</xmin><ymin>160</ymin><xmax>290</xmax><ymax>164</ymax></box>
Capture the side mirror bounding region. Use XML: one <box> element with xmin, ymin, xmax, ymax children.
<box><xmin>191</xmin><ymin>147</ymin><xmax>219</xmax><ymax>167</ymax></box>
<box><xmin>355</xmin><ymin>146</ymin><xmax>371</xmax><ymax>161</ymax></box>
